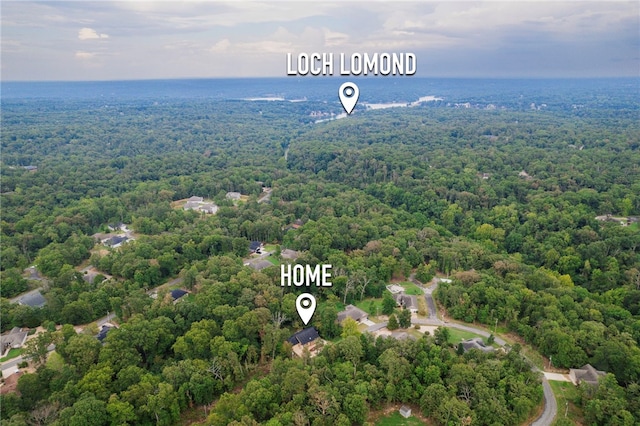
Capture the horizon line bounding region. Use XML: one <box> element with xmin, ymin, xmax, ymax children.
<box><xmin>3</xmin><ymin>75</ymin><xmax>639</xmax><ymax>84</ymax></box>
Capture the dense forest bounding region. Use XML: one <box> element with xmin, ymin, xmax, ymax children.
<box><xmin>1</xmin><ymin>79</ymin><xmax>639</xmax><ymax>425</ymax></box>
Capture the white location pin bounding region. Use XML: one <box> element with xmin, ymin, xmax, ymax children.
<box><xmin>338</xmin><ymin>82</ymin><xmax>359</xmax><ymax>115</ymax></box>
<box><xmin>296</xmin><ymin>293</ymin><xmax>317</xmax><ymax>325</ymax></box>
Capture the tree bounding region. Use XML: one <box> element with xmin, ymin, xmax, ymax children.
<box><xmin>434</xmin><ymin>327</ymin><xmax>450</xmax><ymax>346</ymax></box>
<box><xmin>341</xmin><ymin>317</ymin><xmax>361</xmax><ymax>339</ymax></box>
<box><xmin>397</xmin><ymin>308</ymin><xmax>411</xmax><ymax>329</ymax></box>
<box><xmin>17</xmin><ymin>373</ymin><xmax>48</xmax><ymax>410</ymax></box>
<box><xmin>106</xmin><ymin>395</ymin><xmax>137</xmax><ymax>426</ymax></box>
<box><xmin>337</xmin><ymin>335</ymin><xmax>363</xmax><ymax>376</ymax></box>
<box><xmin>382</xmin><ymin>292</ymin><xmax>396</xmax><ymax>315</ymax></box>
<box><xmin>316</xmin><ymin>305</ymin><xmax>340</xmax><ymax>339</ymax></box>
<box><xmin>146</xmin><ymin>382</ymin><xmax>180</xmax><ymax>426</ymax></box>
<box><xmin>343</xmin><ymin>393</ymin><xmax>367</xmax><ymax>425</ymax></box>
<box><xmin>488</xmin><ymin>334</ymin><xmax>495</xmax><ymax>345</ymax></box>
<box><xmin>387</xmin><ymin>314</ymin><xmax>399</xmax><ymax>330</ymax></box>
<box><xmin>57</xmin><ymin>394</ymin><xmax>108</xmax><ymax>426</ymax></box>
<box><xmin>64</xmin><ymin>334</ymin><xmax>102</xmax><ymax>374</ymax></box>
<box><xmin>23</xmin><ymin>332</ymin><xmax>53</xmax><ymax>367</ymax></box>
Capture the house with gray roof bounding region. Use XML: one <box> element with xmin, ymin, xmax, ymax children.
<box><xmin>461</xmin><ymin>337</ymin><xmax>494</xmax><ymax>353</ymax></box>
<box><xmin>0</xmin><ymin>328</ymin><xmax>28</xmax><ymax>357</ymax></box>
<box><xmin>569</xmin><ymin>364</ymin><xmax>606</xmax><ymax>386</ymax></box>
<box><xmin>103</xmin><ymin>235</ymin><xmax>128</xmax><ymax>248</ymax></box>
<box><xmin>393</xmin><ymin>293</ymin><xmax>418</xmax><ymax>313</ymax></box>
<box><xmin>18</xmin><ymin>290</ymin><xmax>47</xmax><ymax>308</ymax></box>
<box><xmin>337</xmin><ymin>305</ymin><xmax>368</xmax><ymax>323</ymax></box>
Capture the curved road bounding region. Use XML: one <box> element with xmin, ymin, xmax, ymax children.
<box><xmin>411</xmin><ymin>275</ymin><xmax>555</xmax><ymax>426</ymax></box>
<box><xmin>530</xmin><ymin>377</ymin><xmax>556</xmax><ymax>426</ymax></box>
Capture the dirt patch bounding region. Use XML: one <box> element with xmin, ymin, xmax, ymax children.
<box><xmin>0</xmin><ymin>371</ymin><xmax>23</xmax><ymax>394</ymax></box>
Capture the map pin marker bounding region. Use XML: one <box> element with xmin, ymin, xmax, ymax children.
<box><xmin>296</xmin><ymin>293</ymin><xmax>317</xmax><ymax>325</ymax></box>
<box><xmin>339</xmin><ymin>82</ymin><xmax>359</xmax><ymax>115</ymax></box>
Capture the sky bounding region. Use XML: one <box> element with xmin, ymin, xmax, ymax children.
<box><xmin>1</xmin><ymin>1</ymin><xmax>638</xmax><ymax>81</ymax></box>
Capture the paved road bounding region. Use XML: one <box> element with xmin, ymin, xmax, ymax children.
<box><xmin>408</xmin><ymin>275</ymin><xmax>554</xmax><ymax>425</ymax></box>
<box><xmin>410</xmin><ymin>273</ymin><xmax>439</xmax><ymax>321</ymax></box>
<box><xmin>258</xmin><ymin>188</ymin><xmax>272</xmax><ymax>203</ymax></box>
<box><xmin>366</xmin><ymin>322</ymin><xmax>388</xmax><ymax>332</ymax></box>
<box><xmin>530</xmin><ymin>376</ymin><xmax>556</xmax><ymax>426</ymax></box>
<box><xmin>1</xmin><ymin>344</ymin><xmax>56</xmax><ymax>377</ymax></box>
<box><xmin>147</xmin><ymin>276</ymin><xmax>184</xmax><ymax>295</ymax></box>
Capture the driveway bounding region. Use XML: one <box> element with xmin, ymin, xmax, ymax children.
<box><xmin>530</xmin><ymin>378</ymin><xmax>556</xmax><ymax>426</ymax></box>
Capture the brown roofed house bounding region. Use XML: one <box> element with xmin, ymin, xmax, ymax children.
<box><xmin>569</xmin><ymin>364</ymin><xmax>606</xmax><ymax>386</ymax></box>
<box><xmin>337</xmin><ymin>305</ymin><xmax>368</xmax><ymax>323</ymax></box>
<box><xmin>0</xmin><ymin>327</ymin><xmax>28</xmax><ymax>357</ymax></box>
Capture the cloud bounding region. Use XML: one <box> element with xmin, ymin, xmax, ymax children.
<box><xmin>210</xmin><ymin>39</ymin><xmax>231</xmax><ymax>53</ymax></box>
<box><xmin>78</xmin><ymin>27</ymin><xmax>108</xmax><ymax>40</ymax></box>
<box><xmin>75</xmin><ymin>51</ymin><xmax>95</xmax><ymax>59</ymax></box>
<box><xmin>1</xmin><ymin>1</ymin><xmax>638</xmax><ymax>80</ymax></box>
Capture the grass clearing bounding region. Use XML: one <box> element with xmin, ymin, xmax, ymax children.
<box><xmin>399</xmin><ymin>282</ymin><xmax>423</xmax><ymax>295</ymax></box>
<box><xmin>46</xmin><ymin>351</ymin><xmax>65</xmax><ymax>371</ymax></box>
<box><xmin>263</xmin><ymin>244</ymin><xmax>278</xmax><ymax>252</ymax></box>
<box><xmin>550</xmin><ymin>381</ymin><xmax>583</xmax><ymax>425</ymax></box>
<box><xmin>521</xmin><ymin>346</ymin><xmax>546</xmax><ymax>370</ymax></box>
<box><xmin>266</xmin><ymin>256</ymin><xmax>280</xmax><ymax>266</ymax></box>
<box><xmin>375</xmin><ymin>412</ymin><xmax>425</xmax><ymax>426</ymax></box>
<box><xmin>355</xmin><ymin>298</ymin><xmax>384</xmax><ymax>317</ymax></box>
<box><xmin>447</xmin><ymin>328</ymin><xmax>487</xmax><ymax>344</ymax></box>
<box><xmin>0</xmin><ymin>348</ymin><xmax>23</xmax><ymax>362</ymax></box>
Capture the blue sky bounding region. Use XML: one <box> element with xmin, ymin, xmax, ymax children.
<box><xmin>2</xmin><ymin>1</ymin><xmax>638</xmax><ymax>81</ymax></box>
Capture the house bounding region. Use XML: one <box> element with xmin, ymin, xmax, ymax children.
<box><xmin>386</xmin><ymin>284</ymin><xmax>405</xmax><ymax>294</ymax></box>
<box><xmin>287</xmin><ymin>327</ymin><xmax>323</xmax><ymax>357</ymax></box>
<box><xmin>96</xmin><ymin>324</ymin><xmax>115</xmax><ymax>342</ymax></box>
<box><xmin>569</xmin><ymin>364</ymin><xmax>606</xmax><ymax>386</ymax></box>
<box><xmin>337</xmin><ymin>305</ymin><xmax>369</xmax><ymax>323</ymax></box>
<box><xmin>23</xmin><ymin>165</ymin><xmax>37</xmax><ymax>172</ymax></box>
<box><xmin>460</xmin><ymin>337</ymin><xmax>494</xmax><ymax>353</ymax></box>
<box><xmin>105</xmin><ymin>235</ymin><xmax>128</xmax><ymax>248</ymax></box>
<box><xmin>281</xmin><ymin>249</ymin><xmax>300</xmax><ymax>260</ymax></box>
<box><xmin>248</xmin><ymin>260</ymin><xmax>273</xmax><ymax>271</ymax></box>
<box><xmin>170</xmin><ymin>289</ymin><xmax>189</xmax><ymax>303</ymax></box>
<box><xmin>518</xmin><ymin>170</ymin><xmax>533</xmax><ymax>180</ymax></box>
<box><xmin>288</xmin><ymin>327</ymin><xmax>320</xmax><ymax>346</ymax></box>
<box><xmin>18</xmin><ymin>290</ymin><xmax>47</xmax><ymax>308</ymax></box>
<box><xmin>183</xmin><ymin>197</ymin><xmax>218</xmax><ymax>214</ymax></box>
<box><xmin>198</xmin><ymin>203</ymin><xmax>218</xmax><ymax>214</ymax></box>
<box><xmin>391</xmin><ymin>331</ymin><xmax>414</xmax><ymax>340</ymax></box>
<box><xmin>24</xmin><ymin>266</ymin><xmax>43</xmax><ymax>281</ymax></box>
<box><xmin>0</xmin><ymin>328</ymin><xmax>28</xmax><ymax>357</ymax></box>
<box><xmin>183</xmin><ymin>201</ymin><xmax>201</xmax><ymax>210</ymax></box>
<box><xmin>226</xmin><ymin>192</ymin><xmax>242</xmax><ymax>200</ymax></box>
<box><xmin>249</xmin><ymin>241</ymin><xmax>262</xmax><ymax>254</ymax></box>
<box><xmin>393</xmin><ymin>293</ymin><xmax>418</xmax><ymax>313</ymax></box>
<box><xmin>399</xmin><ymin>406</ymin><xmax>412</xmax><ymax>419</ymax></box>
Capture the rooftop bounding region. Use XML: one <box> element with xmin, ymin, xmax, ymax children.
<box><xmin>287</xmin><ymin>327</ymin><xmax>320</xmax><ymax>346</ymax></box>
<box><xmin>461</xmin><ymin>337</ymin><xmax>494</xmax><ymax>353</ymax></box>
<box><xmin>570</xmin><ymin>364</ymin><xmax>606</xmax><ymax>385</ymax></box>
<box><xmin>337</xmin><ymin>305</ymin><xmax>368</xmax><ymax>322</ymax></box>
<box><xmin>18</xmin><ymin>290</ymin><xmax>47</xmax><ymax>308</ymax></box>
<box><xmin>170</xmin><ymin>289</ymin><xmax>188</xmax><ymax>301</ymax></box>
